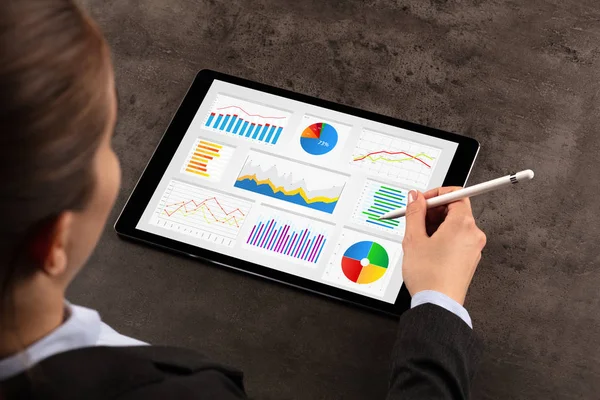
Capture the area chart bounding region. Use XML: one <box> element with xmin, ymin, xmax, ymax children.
<box><xmin>352</xmin><ymin>181</ymin><xmax>407</xmax><ymax>235</ymax></box>
<box><xmin>245</xmin><ymin>211</ymin><xmax>330</xmax><ymax>265</ymax></box>
<box><xmin>181</xmin><ymin>138</ymin><xmax>234</xmax><ymax>182</ymax></box>
<box><xmin>351</xmin><ymin>129</ymin><xmax>441</xmax><ymax>189</ymax></box>
<box><xmin>234</xmin><ymin>151</ymin><xmax>346</xmax><ymax>214</ymax></box>
<box><xmin>203</xmin><ymin>94</ymin><xmax>291</xmax><ymax>145</ymax></box>
<box><xmin>150</xmin><ymin>180</ymin><xmax>252</xmax><ymax>247</ymax></box>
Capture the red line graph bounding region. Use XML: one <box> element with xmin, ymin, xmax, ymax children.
<box><xmin>216</xmin><ymin>105</ymin><xmax>287</xmax><ymax>120</ymax></box>
<box><xmin>164</xmin><ymin>197</ymin><xmax>246</xmax><ymax>227</ymax></box>
<box><xmin>353</xmin><ymin>150</ymin><xmax>432</xmax><ymax>168</ymax></box>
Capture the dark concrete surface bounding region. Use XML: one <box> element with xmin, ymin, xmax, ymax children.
<box><xmin>71</xmin><ymin>1</ymin><xmax>600</xmax><ymax>398</ymax></box>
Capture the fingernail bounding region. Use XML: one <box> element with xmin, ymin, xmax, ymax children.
<box><xmin>408</xmin><ymin>190</ymin><xmax>417</xmax><ymax>204</ymax></box>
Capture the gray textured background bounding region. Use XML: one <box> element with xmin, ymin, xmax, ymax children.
<box><xmin>71</xmin><ymin>1</ymin><xmax>600</xmax><ymax>398</ymax></box>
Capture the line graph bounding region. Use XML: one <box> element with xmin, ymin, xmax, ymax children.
<box><xmin>350</xmin><ymin>129</ymin><xmax>441</xmax><ymax>189</ymax></box>
<box><xmin>234</xmin><ymin>151</ymin><xmax>346</xmax><ymax>214</ymax></box>
<box><xmin>163</xmin><ymin>198</ymin><xmax>245</xmax><ymax>227</ymax></box>
<box><xmin>150</xmin><ymin>180</ymin><xmax>252</xmax><ymax>247</ymax></box>
<box><xmin>353</xmin><ymin>151</ymin><xmax>433</xmax><ymax>168</ymax></box>
<box><xmin>203</xmin><ymin>94</ymin><xmax>292</xmax><ymax>145</ymax></box>
<box><xmin>215</xmin><ymin>105</ymin><xmax>287</xmax><ymax>120</ymax></box>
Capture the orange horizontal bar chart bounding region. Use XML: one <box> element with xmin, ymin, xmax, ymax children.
<box><xmin>182</xmin><ymin>138</ymin><xmax>233</xmax><ymax>181</ymax></box>
<box><xmin>185</xmin><ymin>168</ymin><xmax>209</xmax><ymax>177</ymax></box>
<box><xmin>189</xmin><ymin>160</ymin><xmax>207</xmax><ymax>169</ymax></box>
<box><xmin>197</xmin><ymin>144</ymin><xmax>220</xmax><ymax>153</ymax></box>
<box><xmin>199</xmin><ymin>140</ymin><xmax>222</xmax><ymax>149</ymax></box>
<box><xmin>192</xmin><ymin>156</ymin><xmax>209</xmax><ymax>163</ymax></box>
<box><xmin>196</xmin><ymin>149</ymin><xmax>219</xmax><ymax>157</ymax></box>
<box><xmin>187</xmin><ymin>162</ymin><xmax>206</xmax><ymax>169</ymax></box>
<box><xmin>194</xmin><ymin>152</ymin><xmax>213</xmax><ymax>160</ymax></box>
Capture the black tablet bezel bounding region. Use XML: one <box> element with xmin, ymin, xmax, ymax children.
<box><xmin>115</xmin><ymin>69</ymin><xmax>479</xmax><ymax>316</ymax></box>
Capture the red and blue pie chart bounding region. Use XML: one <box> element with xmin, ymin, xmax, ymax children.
<box><xmin>341</xmin><ymin>241</ymin><xmax>389</xmax><ymax>284</ymax></box>
<box><xmin>300</xmin><ymin>122</ymin><xmax>338</xmax><ymax>155</ymax></box>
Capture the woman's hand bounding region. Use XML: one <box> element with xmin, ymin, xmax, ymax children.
<box><xmin>401</xmin><ymin>187</ymin><xmax>487</xmax><ymax>305</ymax></box>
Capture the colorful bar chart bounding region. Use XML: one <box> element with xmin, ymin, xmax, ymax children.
<box><xmin>245</xmin><ymin>210</ymin><xmax>332</xmax><ymax>265</ymax></box>
<box><xmin>180</xmin><ymin>138</ymin><xmax>234</xmax><ymax>182</ymax></box>
<box><xmin>352</xmin><ymin>180</ymin><xmax>408</xmax><ymax>236</ymax></box>
<box><xmin>203</xmin><ymin>94</ymin><xmax>291</xmax><ymax>145</ymax></box>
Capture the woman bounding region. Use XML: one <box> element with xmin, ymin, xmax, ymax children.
<box><xmin>0</xmin><ymin>1</ymin><xmax>487</xmax><ymax>399</ymax></box>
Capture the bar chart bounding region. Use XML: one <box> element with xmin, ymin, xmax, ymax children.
<box><xmin>203</xmin><ymin>94</ymin><xmax>291</xmax><ymax>145</ymax></box>
<box><xmin>180</xmin><ymin>138</ymin><xmax>234</xmax><ymax>182</ymax></box>
<box><xmin>244</xmin><ymin>209</ymin><xmax>332</xmax><ymax>266</ymax></box>
<box><xmin>352</xmin><ymin>180</ymin><xmax>407</xmax><ymax>236</ymax></box>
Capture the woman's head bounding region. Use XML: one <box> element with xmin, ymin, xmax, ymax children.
<box><xmin>0</xmin><ymin>0</ymin><xmax>119</xmax><ymax>322</ymax></box>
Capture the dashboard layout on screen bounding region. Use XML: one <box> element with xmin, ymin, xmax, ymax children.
<box><xmin>136</xmin><ymin>80</ymin><xmax>459</xmax><ymax>304</ymax></box>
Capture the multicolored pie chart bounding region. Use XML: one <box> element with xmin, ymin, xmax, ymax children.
<box><xmin>341</xmin><ymin>241</ymin><xmax>389</xmax><ymax>284</ymax></box>
<box><xmin>300</xmin><ymin>122</ymin><xmax>338</xmax><ymax>155</ymax></box>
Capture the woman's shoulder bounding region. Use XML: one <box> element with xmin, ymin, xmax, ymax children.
<box><xmin>0</xmin><ymin>345</ymin><xmax>247</xmax><ymax>400</ymax></box>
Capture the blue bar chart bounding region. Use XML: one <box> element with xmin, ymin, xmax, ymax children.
<box><xmin>352</xmin><ymin>180</ymin><xmax>408</xmax><ymax>236</ymax></box>
<box><xmin>203</xmin><ymin>94</ymin><xmax>290</xmax><ymax>145</ymax></box>
<box><xmin>245</xmin><ymin>210</ymin><xmax>332</xmax><ymax>265</ymax></box>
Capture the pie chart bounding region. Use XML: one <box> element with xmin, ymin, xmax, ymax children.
<box><xmin>341</xmin><ymin>241</ymin><xmax>389</xmax><ymax>284</ymax></box>
<box><xmin>300</xmin><ymin>122</ymin><xmax>338</xmax><ymax>155</ymax></box>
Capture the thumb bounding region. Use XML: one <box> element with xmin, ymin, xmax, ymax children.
<box><xmin>404</xmin><ymin>190</ymin><xmax>427</xmax><ymax>238</ymax></box>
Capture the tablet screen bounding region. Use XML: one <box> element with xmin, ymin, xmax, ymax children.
<box><xmin>136</xmin><ymin>80</ymin><xmax>459</xmax><ymax>304</ymax></box>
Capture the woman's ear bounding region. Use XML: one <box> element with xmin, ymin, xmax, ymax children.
<box><xmin>34</xmin><ymin>213</ymin><xmax>74</xmax><ymax>278</ymax></box>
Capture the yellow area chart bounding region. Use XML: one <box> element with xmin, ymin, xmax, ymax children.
<box><xmin>234</xmin><ymin>151</ymin><xmax>346</xmax><ymax>214</ymax></box>
<box><xmin>235</xmin><ymin>174</ymin><xmax>339</xmax><ymax>205</ymax></box>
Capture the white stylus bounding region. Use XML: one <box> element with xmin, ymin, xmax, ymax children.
<box><xmin>379</xmin><ymin>169</ymin><xmax>535</xmax><ymax>220</ymax></box>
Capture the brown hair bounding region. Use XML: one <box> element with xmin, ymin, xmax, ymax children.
<box><xmin>0</xmin><ymin>0</ymin><xmax>112</xmax><ymax>317</ymax></box>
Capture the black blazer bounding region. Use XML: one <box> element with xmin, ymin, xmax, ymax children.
<box><xmin>0</xmin><ymin>304</ymin><xmax>482</xmax><ymax>399</ymax></box>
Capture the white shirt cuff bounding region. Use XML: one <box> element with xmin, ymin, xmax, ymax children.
<box><xmin>411</xmin><ymin>290</ymin><xmax>473</xmax><ymax>329</ymax></box>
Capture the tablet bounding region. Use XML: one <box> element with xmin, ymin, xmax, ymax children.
<box><xmin>115</xmin><ymin>70</ymin><xmax>479</xmax><ymax>316</ymax></box>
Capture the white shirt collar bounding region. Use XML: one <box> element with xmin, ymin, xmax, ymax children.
<box><xmin>0</xmin><ymin>302</ymin><xmax>102</xmax><ymax>381</ymax></box>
